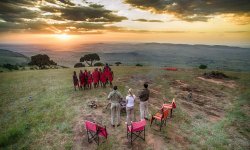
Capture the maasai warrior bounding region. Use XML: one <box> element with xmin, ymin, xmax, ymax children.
<box><xmin>87</xmin><ymin>71</ymin><xmax>93</xmax><ymax>89</ymax></box>
<box><xmin>83</xmin><ymin>70</ymin><xmax>88</xmax><ymax>89</ymax></box>
<box><xmin>104</xmin><ymin>63</ymin><xmax>111</xmax><ymax>72</ymax></box>
<box><xmin>92</xmin><ymin>68</ymin><xmax>99</xmax><ymax>88</ymax></box>
<box><xmin>79</xmin><ymin>70</ymin><xmax>85</xmax><ymax>90</ymax></box>
<box><xmin>98</xmin><ymin>68</ymin><xmax>102</xmax><ymax>86</ymax></box>
<box><xmin>100</xmin><ymin>69</ymin><xmax>106</xmax><ymax>88</ymax></box>
<box><xmin>73</xmin><ymin>71</ymin><xmax>79</xmax><ymax>91</ymax></box>
<box><xmin>108</xmin><ymin>70</ymin><xmax>114</xmax><ymax>86</ymax></box>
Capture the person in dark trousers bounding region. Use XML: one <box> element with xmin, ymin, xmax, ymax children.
<box><xmin>138</xmin><ymin>83</ymin><xmax>150</xmax><ymax>120</ymax></box>
<box><xmin>73</xmin><ymin>71</ymin><xmax>79</xmax><ymax>91</ymax></box>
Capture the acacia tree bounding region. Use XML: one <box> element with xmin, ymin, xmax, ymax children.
<box><xmin>28</xmin><ymin>54</ymin><xmax>57</xmax><ymax>69</ymax></box>
<box><xmin>115</xmin><ymin>62</ymin><xmax>122</xmax><ymax>66</ymax></box>
<box><xmin>80</xmin><ymin>53</ymin><xmax>100</xmax><ymax>66</ymax></box>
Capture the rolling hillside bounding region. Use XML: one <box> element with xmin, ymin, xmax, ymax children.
<box><xmin>0</xmin><ymin>49</ymin><xmax>29</xmax><ymax>65</ymax></box>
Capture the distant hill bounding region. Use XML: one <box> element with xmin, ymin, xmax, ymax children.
<box><xmin>0</xmin><ymin>43</ymin><xmax>250</xmax><ymax>71</ymax></box>
<box><xmin>0</xmin><ymin>49</ymin><xmax>29</xmax><ymax>65</ymax></box>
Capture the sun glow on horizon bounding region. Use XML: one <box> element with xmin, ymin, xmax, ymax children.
<box><xmin>54</xmin><ymin>33</ymin><xmax>71</xmax><ymax>40</ymax></box>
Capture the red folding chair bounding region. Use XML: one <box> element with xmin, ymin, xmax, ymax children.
<box><xmin>127</xmin><ymin>119</ymin><xmax>146</xmax><ymax>145</ymax></box>
<box><xmin>85</xmin><ymin>120</ymin><xmax>108</xmax><ymax>145</ymax></box>
<box><xmin>162</xmin><ymin>98</ymin><xmax>176</xmax><ymax>117</ymax></box>
<box><xmin>150</xmin><ymin>108</ymin><xmax>169</xmax><ymax>131</ymax></box>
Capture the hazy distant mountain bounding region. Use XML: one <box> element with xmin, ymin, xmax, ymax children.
<box><xmin>0</xmin><ymin>49</ymin><xmax>29</xmax><ymax>65</ymax></box>
<box><xmin>0</xmin><ymin>43</ymin><xmax>250</xmax><ymax>71</ymax></box>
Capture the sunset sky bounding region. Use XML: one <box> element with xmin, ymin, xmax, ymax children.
<box><xmin>0</xmin><ymin>0</ymin><xmax>250</xmax><ymax>47</ymax></box>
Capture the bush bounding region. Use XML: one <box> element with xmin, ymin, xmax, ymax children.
<box><xmin>74</xmin><ymin>63</ymin><xmax>85</xmax><ymax>68</ymax></box>
<box><xmin>115</xmin><ymin>62</ymin><xmax>122</xmax><ymax>66</ymax></box>
<box><xmin>135</xmin><ymin>63</ymin><xmax>143</xmax><ymax>67</ymax></box>
<box><xmin>203</xmin><ymin>71</ymin><xmax>229</xmax><ymax>79</ymax></box>
<box><xmin>94</xmin><ymin>62</ymin><xmax>104</xmax><ymax>66</ymax></box>
<box><xmin>2</xmin><ymin>64</ymin><xmax>19</xmax><ymax>70</ymax></box>
<box><xmin>199</xmin><ymin>64</ymin><xmax>207</xmax><ymax>69</ymax></box>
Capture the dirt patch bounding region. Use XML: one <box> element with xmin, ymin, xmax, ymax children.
<box><xmin>170</xmin><ymin>79</ymin><xmax>228</xmax><ymax>122</ymax></box>
<box><xmin>197</xmin><ymin>77</ymin><xmax>236</xmax><ymax>88</ymax></box>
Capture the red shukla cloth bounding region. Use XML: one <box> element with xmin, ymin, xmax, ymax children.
<box><xmin>100</xmin><ymin>72</ymin><xmax>106</xmax><ymax>83</ymax></box>
<box><xmin>92</xmin><ymin>71</ymin><xmax>99</xmax><ymax>83</ymax></box>
<box><xmin>79</xmin><ymin>73</ymin><xmax>85</xmax><ymax>86</ymax></box>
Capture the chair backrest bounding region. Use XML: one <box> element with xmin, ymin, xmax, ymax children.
<box><xmin>85</xmin><ymin>120</ymin><xmax>97</xmax><ymax>132</ymax></box>
<box><xmin>131</xmin><ymin>119</ymin><xmax>146</xmax><ymax>132</ymax></box>
<box><xmin>162</xmin><ymin>109</ymin><xmax>169</xmax><ymax>120</ymax></box>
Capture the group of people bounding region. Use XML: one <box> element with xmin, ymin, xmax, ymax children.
<box><xmin>72</xmin><ymin>64</ymin><xmax>113</xmax><ymax>90</ymax></box>
<box><xmin>107</xmin><ymin>83</ymin><xmax>150</xmax><ymax>127</ymax></box>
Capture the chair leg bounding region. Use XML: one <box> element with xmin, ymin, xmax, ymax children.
<box><xmin>171</xmin><ymin>109</ymin><xmax>173</xmax><ymax>117</ymax></box>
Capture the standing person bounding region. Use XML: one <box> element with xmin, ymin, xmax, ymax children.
<box><xmin>98</xmin><ymin>68</ymin><xmax>102</xmax><ymax>87</ymax></box>
<box><xmin>83</xmin><ymin>70</ymin><xmax>88</xmax><ymax>89</ymax></box>
<box><xmin>73</xmin><ymin>71</ymin><xmax>79</xmax><ymax>91</ymax></box>
<box><xmin>79</xmin><ymin>70</ymin><xmax>84</xmax><ymax>90</ymax></box>
<box><xmin>107</xmin><ymin>86</ymin><xmax>123</xmax><ymax>127</ymax></box>
<box><xmin>104</xmin><ymin>63</ymin><xmax>110</xmax><ymax>72</ymax></box>
<box><xmin>108</xmin><ymin>70</ymin><xmax>114</xmax><ymax>86</ymax></box>
<box><xmin>126</xmin><ymin>88</ymin><xmax>136</xmax><ymax>125</ymax></box>
<box><xmin>87</xmin><ymin>71</ymin><xmax>93</xmax><ymax>89</ymax></box>
<box><xmin>138</xmin><ymin>83</ymin><xmax>150</xmax><ymax>120</ymax></box>
<box><xmin>92</xmin><ymin>68</ymin><xmax>99</xmax><ymax>88</ymax></box>
<box><xmin>100</xmin><ymin>69</ymin><xmax>106</xmax><ymax>88</ymax></box>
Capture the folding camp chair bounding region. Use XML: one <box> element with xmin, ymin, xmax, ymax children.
<box><xmin>85</xmin><ymin>120</ymin><xmax>108</xmax><ymax>145</ymax></box>
<box><xmin>127</xmin><ymin>119</ymin><xmax>146</xmax><ymax>145</ymax></box>
<box><xmin>162</xmin><ymin>98</ymin><xmax>176</xmax><ymax>117</ymax></box>
<box><xmin>150</xmin><ymin>108</ymin><xmax>169</xmax><ymax>131</ymax></box>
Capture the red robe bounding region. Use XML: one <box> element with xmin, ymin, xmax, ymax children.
<box><xmin>100</xmin><ymin>72</ymin><xmax>106</xmax><ymax>83</ymax></box>
<box><xmin>83</xmin><ymin>71</ymin><xmax>88</xmax><ymax>83</ymax></box>
<box><xmin>79</xmin><ymin>73</ymin><xmax>85</xmax><ymax>86</ymax></box>
<box><xmin>92</xmin><ymin>71</ymin><xmax>99</xmax><ymax>84</ymax></box>
<box><xmin>108</xmin><ymin>71</ymin><xmax>113</xmax><ymax>82</ymax></box>
<box><xmin>88</xmin><ymin>73</ymin><xmax>93</xmax><ymax>84</ymax></box>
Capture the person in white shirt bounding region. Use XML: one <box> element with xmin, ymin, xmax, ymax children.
<box><xmin>126</xmin><ymin>88</ymin><xmax>136</xmax><ymax>125</ymax></box>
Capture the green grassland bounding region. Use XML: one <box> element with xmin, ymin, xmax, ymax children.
<box><xmin>0</xmin><ymin>67</ymin><xmax>249</xmax><ymax>149</ymax></box>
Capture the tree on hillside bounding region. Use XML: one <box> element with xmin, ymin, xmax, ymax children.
<box><xmin>80</xmin><ymin>53</ymin><xmax>100</xmax><ymax>66</ymax></box>
<box><xmin>115</xmin><ymin>62</ymin><xmax>122</xmax><ymax>66</ymax></box>
<box><xmin>28</xmin><ymin>54</ymin><xmax>57</xmax><ymax>69</ymax></box>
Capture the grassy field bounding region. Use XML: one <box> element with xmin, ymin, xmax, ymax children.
<box><xmin>0</xmin><ymin>66</ymin><xmax>249</xmax><ymax>149</ymax></box>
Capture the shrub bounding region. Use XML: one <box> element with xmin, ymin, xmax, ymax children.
<box><xmin>2</xmin><ymin>64</ymin><xmax>19</xmax><ymax>70</ymax></box>
<box><xmin>94</xmin><ymin>62</ymin><xmax>104</xmax><ymax>66</ymax></box>
<box><xmin>199</xmin><ymin>64</ymin><xmax>207</xmax><ymax>69</ymax></box>
<box><xmin>203</xmin><ymin>71</ymin><xmax>229</xmax><ymax>79</ymax></box>
<box><xmin>74</xmin><ymin>63</ymin><xmax>85</xmax><ymax>68</ymax></box>
<box><xmin>115</xmin><ymin>62</ymin><xmax>122</xmax><ymax>66</ymax></box>
<box><xmin>136</xmin><ymin>63</ymin><xmax>143</xmax><ymax>67</ymax></box>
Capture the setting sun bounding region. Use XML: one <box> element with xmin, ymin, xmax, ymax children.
<box><xmin>54</xmin><ymin>33</ymin><xmax>71</xmax><ymax>40</ymax></box>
